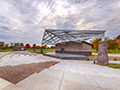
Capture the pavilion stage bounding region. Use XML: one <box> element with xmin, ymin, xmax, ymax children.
<box><xmin>43</xmin><ymin>53</ymin><xmax>87</xmax><ymax>60</ymax></box>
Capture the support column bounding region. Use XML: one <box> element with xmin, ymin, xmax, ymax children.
<box><xmin>97</xmin><ymin>41</ymin><xmax>108</xmax><ymax>65</ymax></box>
<box><xmin>41</xmin><ymin>46</ymin><xmax>43</xmax><ymax>54</ymax></box>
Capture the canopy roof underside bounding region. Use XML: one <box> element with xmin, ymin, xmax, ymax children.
<box><xmin>41</xmin><ymin>29</ymin><xmax>105</xmax><ymax>45</ymax></box>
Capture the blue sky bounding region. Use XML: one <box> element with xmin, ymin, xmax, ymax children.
<box><xmin>0</xmin><ymin>0</ymin><xmax>120</xmax><ymax>45</ymax></box>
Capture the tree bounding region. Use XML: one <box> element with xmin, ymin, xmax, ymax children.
<box><xmin>116</xmin><ymin>39</ymin><xmax>120</xmax><ymax>49</ymax></box>
<box><xmin>32</xmin><ymin>44</ymin><xmax>36</xmax><ymax>48</ymax></box>
<box><xmin>25</xmin><ymin>44</ymin><xmax>31</xmax><ymax>48</ymax></box>
<box><xmin>107</xmin><ymin>39</ymin><xmax>118</xmax><ymax>51</ymax></box>
<box><xmin>51</xmin><ymin>46</ymin><xmax>55</xmax><ymax>49</ymax></box>
<box><xmin>20</xmin><ymin>43</ymin><xmax>24</xmax><ymax>46</ymax></box>
<box><xmin>14</xmin><ymin>43</ymin><xmax>19</xmax><ymax>47</ymax></box>
<box><xmin>5</xmin><ymin>44</ymin><xmax>9</xmax><ymax>48</ymax></box>
<box><xmin>0</xmin><ymin>41</ymin><xmax>5</xmax><ymax>47</ymax></box>
<box><xmin>10</xmin><ymin>43</ymin><xmax>14</xmax><ymax>48</ymax></box>
<box><xmin>43</xmin><ymin>45</ymin><xmax>47</xmax><ymax>49</ymax></box>
<box><xmin>36</xmin><ymin>45</ymin><xmax>40</xmax><ymax>49</ymax></box>
<box><xmin>91</xmin><ymin>38</ymin><xmax>101</xmax><ymax>51</ymax></box>
<box><xmin>116</xmin><ymin>35</ymin><xmax>120</xmax><ymax>40</ymax></box>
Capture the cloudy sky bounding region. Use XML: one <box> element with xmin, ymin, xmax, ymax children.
<box><xmin>0</xmin><ymin>0</ymin><xmax>120</xmax><ymax>45</ymax></box>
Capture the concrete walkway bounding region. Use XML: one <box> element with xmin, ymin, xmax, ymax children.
<box><xmin>0</xmin><ymin>52</ymin><xmax>120</xmax><ymax>90</ymax></box>
<box><xmin>17</xmin><ymin>61</ymin><xmax>120</xmax><ymax>90</ymax></box>
<box><xmin>0</xmin><ymin>51</ymin><xmax>48</xmax><ymax>66</ymax></box>
<box><xmin>0</xmin><ymin>78</ymin><xmax>24</xmax><ymax>90</ymax></box>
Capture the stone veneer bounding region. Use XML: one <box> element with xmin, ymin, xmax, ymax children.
<box><xmin>97</xmin><ymin>41</ymin><xmax>108</xmax><ymax>65</ymax></box>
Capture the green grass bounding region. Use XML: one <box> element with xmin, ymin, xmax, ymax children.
<box><xmin>0</xmin><ymin>48</ymin><xmax>55</xmax><ymax>53</ymax></box>
<box><xmin>26</xmin><ymin>48</ymin><xmax>55</xmax><ymax>53</ymax></box>
<box><xmin>26</xmin><ymin>48</ymin><xmax>40</xmax><ymax>52</ymax></box>
<box><xmin>101</xmin><ymin>63</ymin><xmax>120</xmax><ymax>69</ymax></box>
<box><xmin>43</xmin><ymin>49</ymin><xmax>55</xmax><ymax>53</ymax></box>
<box><xmin>92</xmin><ymin>49</ymin><xmax>97</xmax><ymax>53</ymax></box>
<box><xmin>107</xmin><ymin>50</ymin><xmax>120</xmax><ymax>54</ymax></box>
<box><xmin>0</xmin><ymin>48</ymin><xmax>13</xmax><ymax>52</ymax></box>
<box><xmin>0</xmin><ymin>48</ymin><xmax>120</xmax><ymax>54</ymax></box>
<box><xmin>92</xmin><ymin>49</ymin><xmax>120</xmax><ymax>54</ymax></box>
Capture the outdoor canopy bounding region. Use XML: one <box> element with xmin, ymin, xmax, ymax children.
<box><xmin>41</xmin><ymin>29</ymin><xmax>105</xmax><ymax>45</ymax></box>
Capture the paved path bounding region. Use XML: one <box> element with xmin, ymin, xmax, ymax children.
<box><xmin>17</xmin><ymin>61</ymin><xmax>120</xmax><ymax>90</ymax></box>
<box><xmin>0</xmin><ymin>78</ymin><xmax>24</xmax><ymax>90</ymax></box>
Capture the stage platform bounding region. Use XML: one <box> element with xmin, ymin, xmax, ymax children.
<box><xmin>43</xmin><ymin>53</ymin><xmax>87</xmax><ymax>60</ymax></box>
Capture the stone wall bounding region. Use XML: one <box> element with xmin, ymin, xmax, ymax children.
<box><xmin>97</xmin><ymin>41</ymin><xmax>108</xmax><ymax>65</ymax></box>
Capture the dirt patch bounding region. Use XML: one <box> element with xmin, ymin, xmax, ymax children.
<box><xmin>0</xmin><ymin>61</ymin><xmax>59</xmax><ymax>84</ymax></box>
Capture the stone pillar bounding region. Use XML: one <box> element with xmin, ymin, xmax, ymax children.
<box><xmin>97</xmin><ymin>41</ymin><xmax>108</xmax><ymax>65</ymax></box>
<box><xmin>41</xmin><ymin>47</ymin><xmax>43</xmax><ymax>54</ymax></box>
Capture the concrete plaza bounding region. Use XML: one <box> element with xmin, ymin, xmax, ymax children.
<box><xmin>0</xmin><ymin>51</ymin><xmax>120</xmax><ymax>90</ymax></box>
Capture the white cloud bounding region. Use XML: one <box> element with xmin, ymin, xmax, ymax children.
<box><xmin>0</xmin><ymin>0</ymin><xmax>120</xmax><ymax>45</ymax></box>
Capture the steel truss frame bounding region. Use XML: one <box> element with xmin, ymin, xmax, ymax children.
<box><xmin>41</xmin><ymin>29</ymin><xmax>105</xmax><ymax>45</ymax></box>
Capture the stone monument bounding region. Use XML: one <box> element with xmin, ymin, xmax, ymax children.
<box><xmin>97</xmin><ymin>41</ymin><xmax>108</xmax><ymax>65</ymax></box>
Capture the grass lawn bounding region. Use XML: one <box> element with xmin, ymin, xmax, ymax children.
<box><xmin>101</xmin><ymin>63</ymin><xmax>120</xmax><ymax>69</ymax></box>
<box><xmin>0</xmin><ymin>48</ymin><xmax>13</xmax><ymax>52</ymax></box>
<box><xmin>107</xmin><ymin>50</ymin><xmax>120</xmax><ymax>54</ymax></box>
<box><xmin>26</xmin><ymin>48</ymin><xmax>40</xmax><ymax>52</ymax></box>
<box><xmin>0</xmin><ymin>48</ymin><xmax>120</xmax><ymax>54</ymax></box>
<box><xmin>92</xmin><ymin>49</ymin><xmax>120</xmax><ymax>54</ymax></box>
<box><xmin>26</xmin><ymin>48</ymin><xmax>55</xmax><ymax>53</ymax></box>
<box><xmin>0</xmin><ymin>48</ymin><xmax>55</xmax><ymax>53</ymax></box>
<box><xmin>92</xmin><ymin>49</ymin><xmax>98</xmax><ymax>53</ymax></box>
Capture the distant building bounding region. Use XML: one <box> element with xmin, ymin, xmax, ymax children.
<box><xmin>13</xmin><ymin>45</ymin><xmax>26</xmax><ymax>51</ymax></box>
<box><xmin>55</xmin><ymin>41</ymin><xmax>93</xmax><ymax>56</ymax></box>
<box><xmin>0</xmin><ymin>46</ymin><xmax>5</xmax><ymax>50</ymax></box>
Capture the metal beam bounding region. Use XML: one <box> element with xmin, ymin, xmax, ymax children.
<box><xmin>41</xmin><ymin>29</ymin><xmax>105</xmax><ymax>45</ymax></box>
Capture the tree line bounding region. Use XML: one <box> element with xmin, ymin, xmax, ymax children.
<box><xmin>1</xmin><ymin>35</ymin><xmax>120</xmax><ymax>50</ymax></box>
<box><xmin>0</xmin><ymin>42</ymin><xmax>55</xmax><ymax>50</ymax></box>
<box><xmin>92</xmin><ymin>35</ymin><xmax>120</xmax><ymax>51</ymax></box>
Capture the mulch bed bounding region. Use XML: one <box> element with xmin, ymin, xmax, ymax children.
<box><xmin>0</xmin><ymin>61</ymin><xmax>59</xmax><ymax>84</ymax></box>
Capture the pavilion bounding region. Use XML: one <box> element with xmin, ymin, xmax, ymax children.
<box><xmin>41</xmin><ymin>29</ymin><xmax>105</xmax><ymax>60</ymax></box>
